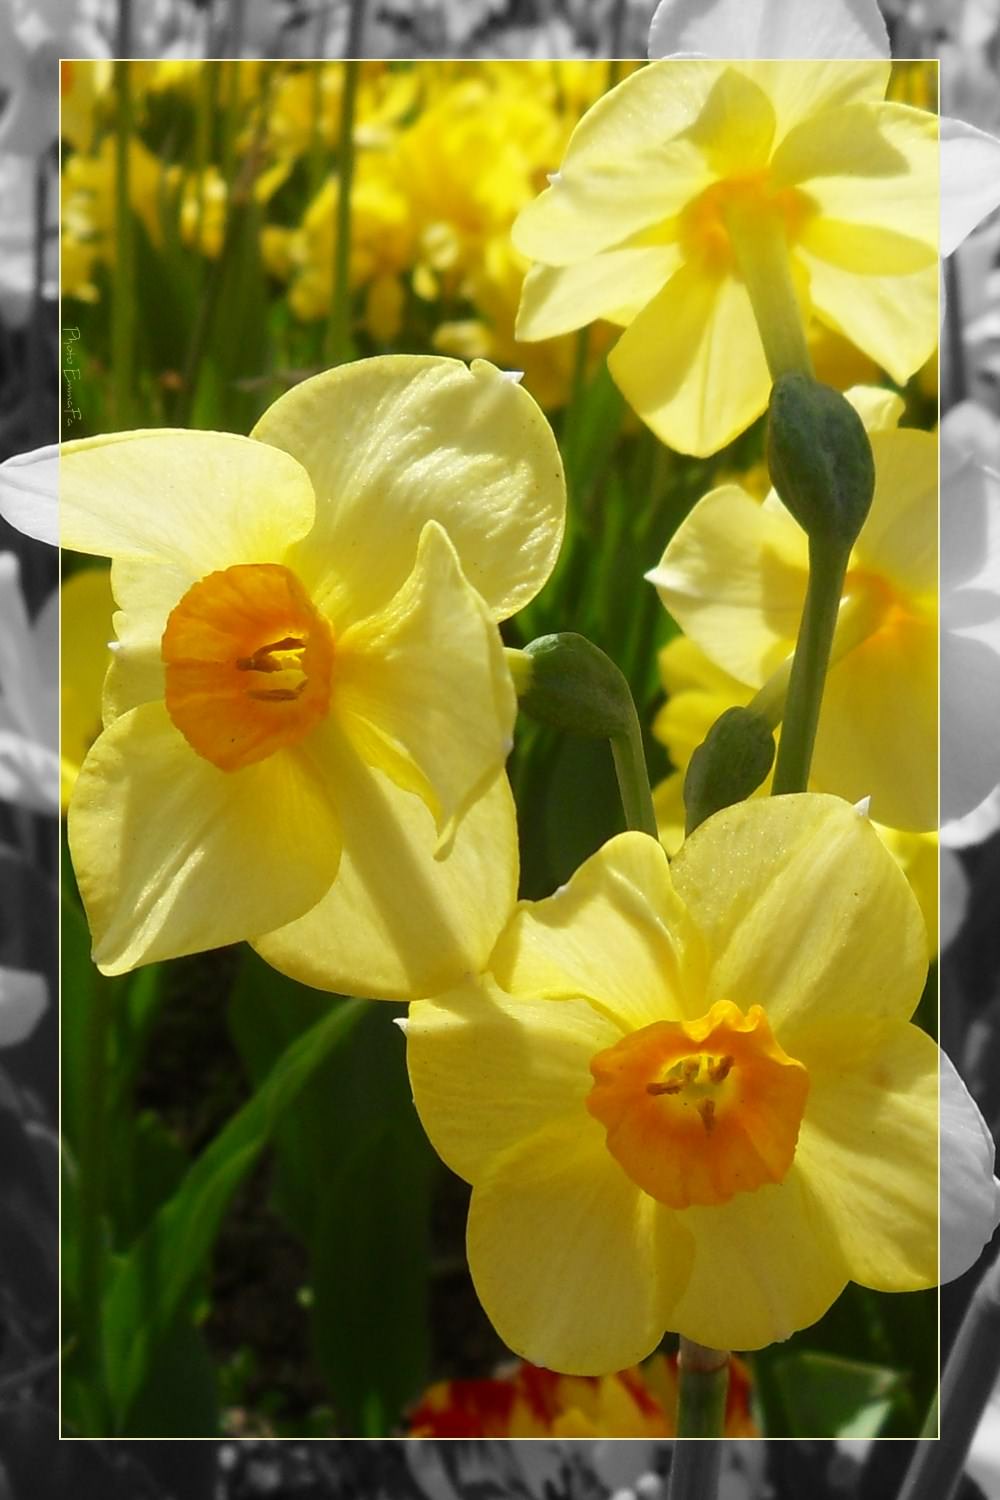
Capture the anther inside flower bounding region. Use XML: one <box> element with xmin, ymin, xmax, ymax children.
<box><xmin>162</xmin><ymin>563</ymin><xmax>334</xmax><ymax>772</ymax></box>
<box><xmin>587</xmin><ymin>1000</ymin><xmax>808</xmax><ymax>1208</ymax></box>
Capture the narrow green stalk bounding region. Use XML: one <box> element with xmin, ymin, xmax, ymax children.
<box><xmin>610</xmin><ymin>700</ymin><xmax>659</xmax><ymax>838</ymax></box>
<box><xmin>725</xmin><ymin>202</ymin><xmax>813</xmax><ymax>381</ymax></box>
<box><xmin>771</xmin><ymin>540</ymin><xmax>849</xmax><ymax>795</ymax></box>
<box><xmin>897</xmin><ymin>1248</ymin><xmax>1000</xmax><ymax>1500</ymax></box>
<box><xmin>508</xmin><ymin>635</ymin><xmax>658</xmax><ymax>839</ymax></box>
<box><xmin>111</xmin><ymin>60</ymin><xmax>134</xmax><ymax>429</ymax></box>
<box><xmin>324</xmin><ymin>56</ymin><xmax>361</xmax><ymax>365</ymax></box>
<box><xmin>668</xmin><ymin>1339</ymin><xmax>729</xmax><ymax>1500</ymax></box>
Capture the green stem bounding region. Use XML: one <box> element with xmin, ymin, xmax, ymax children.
<box><xmin>897</xmin><ymin>1248</ymin><xmax>1000</xmax><ymax>1500</ymax></box>
<box><xmin>611</xmin><ymin>701</ymin><xmax>659</xmax><ymax>838</ymax></box>
<box><xmin>111</xmin><ymin>60</ymin><xmax>134</xmax><ymax>429</ymax></box>
<box><xmin>725</xmin><ymin>202</ymin><xmax>813</xmax><ymax>381</ymax></box>
<box><xmin>668</xmin><ymin>1339</ymin><xmax>729</xmax><ymax>1499</ymax></box>
<box><xmin>770</xmin><ymin>539</ymin><xmax>849</xmax><ymax>795</ymax></box>
<box><xmin>325</xmin><ymin>54</ymin><xmax>362</xmax><ymax>365</ymax></box>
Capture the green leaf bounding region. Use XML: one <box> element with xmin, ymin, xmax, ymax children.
<box><xmin>229</xmin><ymin>953</ymin><xmax>434</xmax><ymax>1434</ymax></box>
<box><xmin>772</xmin><ymin>1350</ymin><xmax>905</xmax><ymax>1439</ymax></box>
<box><xmin>100</xmin><ymin>992</ymin><xmax>365</xmax><ymax>1431</ymax></box>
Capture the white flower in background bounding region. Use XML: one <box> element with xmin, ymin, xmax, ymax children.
<box><xmin>0</xmin><ymin>962</ymin><xmax>47</xmax><ymax>1046</ymax></box>
<box><xmin>0</xmin><ymin>553</ymin><xmax>57</xmax><ymax>816</ymax></box>
<box><xmin>0</xmin><ymin>444</ymin><xmax>57</xmax><ymax>546</ymax></box>
<box><xmin>648</xmin><ymin>0</ymin><xmax>1000</xmax><ymax>255</ymax></box>
<box><xmin>0</xmin><ymin>154</ymin><xmax>57</xmax><ymax>329</ymax></box>
<box><xmin>0</xmin><ymin>0</ymin><xmax>108</xmax><ymax>157</ymax></box>
<box><xmin>940</xmin><ymin>422</ymin><xmax>1000</xmax><ymax>826</ymax></box>
<box><xmin>941</xmin><ymin>1051</ymin><xmax>1000</xmax><ymax>1280</ymax></box>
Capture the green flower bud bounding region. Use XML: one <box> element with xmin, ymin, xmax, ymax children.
<box><xmin>767</xmin><ymin>373</ymin><xmax>875</xmax><ymax>551</ymax></box>
<box><xmin>684</xmin><ymin>707</ymin><xmax>776</xmax><ymax>836</ymax></box>
<box><xmin>512</xmin><ymin>634</ymin><xmax>634</xmax><ymax>740</ymax></box>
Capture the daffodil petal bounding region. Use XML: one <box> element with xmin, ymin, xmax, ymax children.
<box><xmin>609</xmin><ymin>265</ymin><xmax>772</xmax><ymax>458</ymax></box>
<box><xmin>0</xmin><ymin>443</ymin><xmax>58</xmax><ymax>545</ymax></box>
<box><xmin>516</xmin><ymin>245</ymin><xmax>681</xmax><ymax>342</ymax></box>
<box><xmin>669</xmin><ymin>795</ymin><xmax>928</xmax><ymax>1047</ymax></box>
<box><xmin>939</xmin><ymin>1050</ymin><xmax>1000</xmax><ymax>1282</ymax></box>
<box><xmin>852</xmin><ymin>429</ymin><xmax>937</xmax><ymax>595</ymax></box>
<box><xmin>468</xmin><ymin>1118</ymin><xmax>693</xmax><ymax>1374</ymax></box>
<box><xmin>69</xmin><ymin>701</ymin><xmax>341</xmax><ymax>974</ymax></box>
<box><xmin>667</xmin><ymin>1162</ymin><xmax>848</xmax><ymax>1350</ymax></box>
<box><xmin>406</xmin><ymin>982</ymin><xmax>621</xmax><ymax>1184</ymax></box>
<box><xmin>490</xmin><ymin>831</ymin><xmax>703</xmax><ymax>1030</ymax></box>
<box><xmin>254</xmin><ymin>755</ymin><xmax>518</xmax><ymax>1001</ymax></box>
<box><xmin>812</xmin><ymin>614</ymin><xmax>937</xmax><ymax>830</ymax></box>
<box><xmin>335</xmin><ymin>521</ymin><xmax>515</xmax><ymax>837</ymax></box>
<box><xmin>648</xmin><ymin>483</ymin><xmax>806</xmax><ymax>683</ymax></box>
<box><xmin>727</xmin><ymin>62</ymin><xmax>890</xmax><ymax>149</ymax></box>
<box><xmin>252</xmin><ymin>356</ymin><xmax>565</xmax><ymax>625</ymax></box>
<box><xmin>795</xmin><ymin>1021</ymin><xmax>938</xmax><ymax>1290</ymax></box>
<box><xmin>511</xmin><ymin>67</ymin><xmax>714</xmax><ymax>266</ymax></box>
<box><xmin>59</xmin><ymin>429</ymin><xmax>316</xmax><ymax>573</ymax></box>
<box><xmin>941</xmin><ymin>116</ymin><xmax>1000</xmax><ymax>258</ymax></box>
<box><xmin>774</xmin><ymin>104</ymin><xmax>937</xmax><ymax>246</ymax></box>
<box><xmin>800</xmin><ymin>254</ymin><xmax>938</xmax><ymax>385</ymax></box>
<box><xmin>648</xmin><ymin>0</ymin><xmax>890</xmax><ymax>66</ymax></box>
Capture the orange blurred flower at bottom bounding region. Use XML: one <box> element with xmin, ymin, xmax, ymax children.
<box><xmin>407</xmin><ymin>1354</ymin><xmax>757</xmax><ymax>1438</ymax></box>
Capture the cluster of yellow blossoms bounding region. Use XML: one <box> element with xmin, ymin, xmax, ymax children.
<box><xmin>60</xmin><ymin>60</ymin><xmax>635</xmax><ymax>412</ymax></box>
<box><xmin>59</xmin><ymin>53</ymin><xmax>996</xmax><ymax>1435</ymax></box>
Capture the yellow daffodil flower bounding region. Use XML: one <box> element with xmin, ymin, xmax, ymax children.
<box><xmin>651</xmin><ymin>634</ymin><xmax>940</xmax><ymax>947</ymax></box>
<box><xmin>648</xmin><ymin>388</ymin><xmax>936</xmax><ymax>830</ymax></box>
<box><xmin>407</xmin><ymin>795</ymin><xmax>942</xmax><ymax>1370</ymax></box>
<box><xmin>512</xmin><ymin>60</ymin><xmax>938</xmax><ymax>456</ymax></box>
<box><xmin>60</xmin><ymin>356</ymin><xmax>565</xmax><ymax>997</ymax></box>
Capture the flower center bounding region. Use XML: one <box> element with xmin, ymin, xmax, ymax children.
<box><xmin>161</xmin><ymin>562</ymin><xmax>334</xmax><ymax>772</ymax></box>
<box><xmin>679</xmin><ymin>172</ymin><xmax>814</xmax><ymax>277</ymax></box>
<box><xmin>586</xmin><ymin>999</ymin><xmax>808</xmax><ymax>1210</ymax></box>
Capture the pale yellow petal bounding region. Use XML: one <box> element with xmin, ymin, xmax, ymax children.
<box><xmin>667</xmin><ymin>1162</ymin><xmax>849</xmax><ymax>1350</ymax></box>
<box><xmin>811</xmin><ymin>613</ymin><xmax>937</xmax><ymax>831</ymax></box>
<box><xmin>795</xmin><ymin>1020</ymin><xmax>938</xmax><ymax>1290</ymax></box>
<box><xmin>254</xmin><ymin>753</ymin><xmax>519</xmax><ymax>1001</ymax></box>
<box><xmin>669</xmin><ymin>794</ymin><xmax>928</xmax><ymax>1050</ymax></box>
<box><xmin>60</xmin><ymin>566</ymin><xmax>114</xmax><ymax>806</ymax></box>
<box><xmin>252</xmin><ymin>356</ymin><xmax>565</xmax><ymax>626</ymax></box>
<box><xmin>490</xmin><ymin>831</ymin><xmax>706</xmax><ymax>1030</ymax></box>
<box><xmin>773</xmin><ymin>102</ymin><xmax>938</xmax><ymax>249</ymax></box>
<box><xmin>60</xmin><ymin>429</ymin><xmax>316</xmax><ymax>572</ymax></box>
<box><xmin>800</xmin><ymin>254</ymin><xmax>938</xmax><ymax>385</ymax></box>
<box><xmin>335</xmin><ymin>522</ymin><xmax>515</xmax><ymax>837</ymax></box>
<box><xmin>608</xmin><ymin>265</ymin><xmax>771</xmax><ymax>458</ymax></box>
<box><xmin>511</xmin><ymin>64</ymin><xmax>715</xmax><ymax>266</ymax></box>
<box><xmin>740</xmin><ymin>60</ymin><xmax>890</xmax><ymax>145</ymax></box>
<box><xmin>852</xmin><ymin>428</ymin><xmax>937</xmax><ymax>599</ymax></box>
<box><xmin>100</xmin><ymin>557</ymin><xmax>192</xmax><ymax>723</ymax></box>
<box><xmin>516</xmin><ymin>245</ymin><xmax>680</xmax><ymax>342</ymax></box>
<box><xmin>648</xmin><ymin>484</ymin><xmax>807</xmax><ymax>685</ymax></box>
<box><xmin>468</xmin><ymin>1119</ymin><xmax>694</xmax><ymax>1375</ymax></box>
<box><xmin>69</xmin><ymin>702</ymin><xmax>342</xmax><ymax>975</ymax></box>
<box><xmin>406</xmin><ymin>982</ymin><xmax>620</xmax><ymax>1183</ymax></box>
